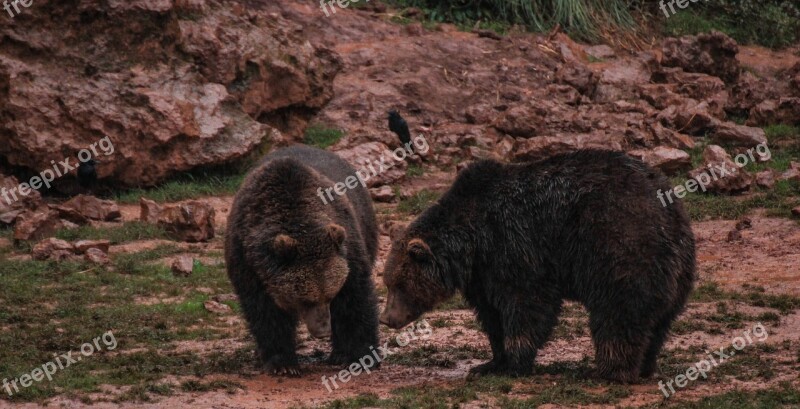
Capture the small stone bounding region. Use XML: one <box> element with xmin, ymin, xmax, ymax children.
<box><xmin>726</xmin><ymin>230</ymin><xmax>742</xmax><ymax>242</ymax></box>
<box><xmin>171</xmin><ymin>256</ymin><xmax>195</xmax><ymax>277</ymax></box>
<box><xmin>792</xmin><ymin>206</ymin><xmax>800</xmax><ymax>217</ymax></box>
<box><xmin>735</xmin><ymin>217</ymin><xmax>752</xmax><ymax>231</ymax></box>
<box><xmin>84</xmin><ymin>248</ymin><xmax>110</xmax><ymax>265</ymax></box>
<box><xmin>213</xmin><ymin>294</ymin><xmax>238</xmax><ymax>303</ymax></box>
<box><xmin>755</xmin><ymin>170</ymin><xmax>775</xmax><ymax>189</ymax></box>
<box><xmin>203</xmin><ymin>300</ymin><xmax>232</xmax><ymax>314</ymax></box>
<box><xmin>32</xmin><ymin>238</ymin><xmax>75</xmax><ymax>261</ymax></box>
<box><xmin>370</xmin><ymin>186</ymin><xmax>396</xmax><ymax>203</ymax></box>
<box><xmin>73</xmin><ymin>240</ymin><xmax>111</xmax><ymax>254</ymax></box>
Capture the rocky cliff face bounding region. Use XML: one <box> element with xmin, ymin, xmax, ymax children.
<box><xmin>0</xmin><ymin>0</ymin><xmax>340</xmax><ymax>187</ymax></box>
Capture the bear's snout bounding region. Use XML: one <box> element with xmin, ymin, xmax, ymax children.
<box><xmin>299</xmin><ymin>304</ymin><xmax>331</xmax><ymax>339</ymax></box>
<box><xmin>380</xmin><ymin>292</ymin><xmax>415</xmax><ymax>329</ymax></box>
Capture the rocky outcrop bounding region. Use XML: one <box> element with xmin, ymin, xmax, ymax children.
<box><xmin>688</xmin><ymin>145</ymin><xmax>752</xmax><ymax>194</ymax></box>
<box><xmin>0</xmin><ymin>0</ymin><xmax>339</xmax><ymax>187</ymax></box>
<box><xmin>139</xmin><ymin>198</ymin><xmax>215</xmax><ymax>242</ymax></box>
<box><xmin>662</xmin><ymin>31</ymin><xmax>740</xmax><ymax>83</ymax></box>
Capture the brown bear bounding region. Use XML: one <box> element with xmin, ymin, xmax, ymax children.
<box><xmin>380</xmin><ymin>150</ymin><xmax>696</xmax><ymax>383</ymax></box>
<box><xmin>226</xmin><ymin>145</ymin><xmax>379</xmax><ymax>376</ymax></box>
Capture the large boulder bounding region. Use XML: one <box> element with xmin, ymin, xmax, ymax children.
<box><xmin>0</xmin><ymin>0</ymin><xmax>339</xmax><ymax>188</ymax></box>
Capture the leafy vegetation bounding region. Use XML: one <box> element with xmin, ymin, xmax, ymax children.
<box><xmin>385</xmin><ymin>0</ymin><xmax>800</xmax><ymax>48</ymax></box>
<box><xmin>663</xmin><ymin>0</ymin><xmax>800</xmax><ymax>49</ymax></box>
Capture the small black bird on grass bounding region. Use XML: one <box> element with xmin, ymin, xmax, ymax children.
<box><xmin>388</xmin><ymin>109</ymin><xmax>412</xmax><ymax>150</ymax></box>
<box><xmin>77</xmin><ymin>159</ymin><xmax>98</xmax><ymax>189</ymax></box>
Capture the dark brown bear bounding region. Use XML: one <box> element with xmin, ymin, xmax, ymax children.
<box><xmin>226</xmin><ymin>145</ymin><xmax>379</xmax><ymax>376</ymax></box>
<box><xmin>380</xmin><ymin>150</ymin><xmax>696</xmax><ymax>383</ymax></box>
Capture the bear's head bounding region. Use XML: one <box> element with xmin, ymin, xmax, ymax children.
<box><xmin>263</xmin><ymin>223</ymin><xmax>349</xmax><ymax>339</ymax></box>
<box><xmin>381</xmin><ymin>236</ymin><xmax>456</xmax><ymax>329</ymax></box>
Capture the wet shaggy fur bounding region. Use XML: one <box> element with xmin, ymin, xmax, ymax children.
<box><xmin>225</xmin><ymin>145</ymin><xmax>379</xmax><ymax>374</ymax></box>
<box><xmin>383</xmin><ymin>150</ymin><xmax>696</xmax><ymax>383</ymax></box>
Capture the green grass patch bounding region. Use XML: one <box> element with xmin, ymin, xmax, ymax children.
<box><xmin>406</xmin><ymin>164</ymin><xmax>424</xmax><ymax>178</ymax></box>
<box><xmin>663</xmin><ymin>2</ymin><xmax>800</xmax><ymax>49</ymax></box>
<box><xmin>304</xmin><ymin>125</ymin><xmax>344</xmax><ymax>149</ymax></box>
<box><xmin>0</xmin><ymin>246</ymin><xmax>242</xmax><ymax>403</ymax></box>
<box><xmin>55</xmin><ymin>221</ymin><xmax>168</xmax><ymax>244</ymax></box>
<box><xmin>114</xmin><ymin>173</ymin><xmax>244</xmax><ymax>204</ymax></box>
<box><xmin>397</xmin><ymin>189</ymin><xmax>440</xmax><ymax>215</ymax></box>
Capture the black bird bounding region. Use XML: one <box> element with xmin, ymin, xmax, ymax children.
<box><xmin>388</xmin><ymin>109</ymin><xmax>412</xmax><ymax>150</ymax></box>
<box><xmin>77</xmin><ymin>159</ymin><xmax>98</xmax><ymax>189</ymax></box>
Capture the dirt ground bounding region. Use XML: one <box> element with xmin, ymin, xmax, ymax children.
<box><xmin>3</xmin><ymin>190</ymin><xmax>799</xmax><ymax>409</ymax></box>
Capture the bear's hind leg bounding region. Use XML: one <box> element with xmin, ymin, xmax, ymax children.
<box><xmin>589</xmin><ymin>310</ymin><xmax>650</xmax><ymax>384</ymax></box>
<box><xmin>640</xmin><ymin>311</ymin><xmax>680</xmax><ymax>378</ymax></box>
<box><xmin>328</xmin><ymin>264</ymin><xmax>380</xmax><ymax>367</ymax></box>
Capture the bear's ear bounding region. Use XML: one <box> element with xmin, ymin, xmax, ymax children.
<box><xmin>407</xmin><ymin>238</ymin><xmax>433</xmax><ymax>262</ymax></box>
<box><xmin>273</xmin><ymin>234</ymin><xmax>298</xmax><ymax>259</ymax></box>
<box><xmin>325</xmin><ymin>224</ymin><xmax>346</xmax><ymax>248</ymax></box>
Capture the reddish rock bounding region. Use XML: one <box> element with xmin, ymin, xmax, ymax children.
<box><xmin>171</xmin><ymin>256</ymin><xmax>195</xmax><ymax>277</ymax></box>
<box><xmin>13</xmin><ymin>210</ymin><xmax>65</xmax><ymax>242</ymax></box>
<box><xmin>32</xmin><ymin>238</ymin><xmax>75</xmax><ymax>261</ymax></box>
<box><xmin>662</xmin><ymin>70</ymin><xmax>726</xmax><ymax>101</ymax></box>
<box><xmin>747</xmin><ymin>98</ymin><xmax>800</xmax><ymax>126</ymax></box>
<box><xmin>726</xmin><ymin>71</ymin><xmax>777</xmax><ymax>116</ymax></box>
<box><xmin>628</xmin><ymin>147</ymin><xmax>691</xmax><ymax>176</ymax></box>
<box><xmin>639</xmin><ymin>84</ymin><xmax>684</xmax><ymax>110</ymax></box>
<box><xmin>156</xmin><ymin>201</ymin><xmax>216</xmax><ymax>243</ymax></box>
<box><xmin>370</xmin><ymin>186</ymin><xmax>396</xmax><ymax>203</ymax></box>
<box><xmin>140</xmin><ymin>198</ymin><xmax>163</xmax><ymax>224</ymax></box>
<box><xmin>661</xmin><ymin>31</ymin><xmax>740</xmax><ymax>82</ymax></box>
<box><xmin>335</xmin><ymin>142</ymin><xmax>407</xmax><ymax>187</ymax></box>
<box><xmin>555</xmin><ymin>64</ymin><xmax>598</xmax><ymax>96</ymax></box>
<box><xmin>0</xmin><ymin>0</ymin><xmax>339</xmax><ymax>188</ymax></box>
<box><xmin>657</xmin><ymin>99</ymin><xmax>720</xmax><ymax>135</ymax></box>
<box><xmin>755</xmin><ymin>170</ymin><xmax>776</xmax><ymax>189</ymax></box>
<box><xmin>203</xmin><ymin>300</ymin><xmax>232</xmax><ymax>314</ymax></box>
<box><xmin>85</xmin><ymin>248</ymin><xmax>110</xmax><ymax>265</ymax></box>
<box><xmin>0</xmin><ymin>173</ymin><xmax>44</xmax><ymax>226</ymax></box>
<box><xmin>73</xmin><ymin>240</ymin><xmax>111</xmax><ymax>254</ymax></box>
<box><xmin>55</xmin><ymin>195</ymin><xmax>121</xmax><ymax>222</ymax></box>
<box><xmin>688</xmin><ymin>145</ymin><xmax>752</xmax><ymax>194</ymax></box>
<box><xmin>711</xmin><ymin>123</ymin><xmax>767</xmax><ymax>147</ymax></box>
<box><xmin>780</xmin><ymin>168</ymin><xmax>800</xmax><ymax>182</ymax></box>
<box><xmin>648</xmin><ymin>122</ymin><xmax>695</xmax><ymax>150</ymax></box>
<box><xmin>513</xmin><ymin>133</ymin><xmax>625</xmax><ymax>162</ymax></box>
<box><xmin>793</xmin><ymin>206</ymin><xmax>800</xmax><ymax>217</ymax></box>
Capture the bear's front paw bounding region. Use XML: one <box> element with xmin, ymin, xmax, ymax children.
<box><xmin>469</xmin><ymin>359</ymin><xmax>532</xmax><ymax>379</ymax></box>
<box><xmin>264</xmin><ymin>355</ymin><xmax>300</xmax><ymax>377</ymax></box>
<box><xmin>467</xmin><ymin>359</ymin><xmax>507</xmax><ymax>379</ymax></box>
